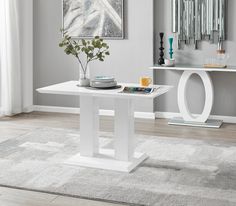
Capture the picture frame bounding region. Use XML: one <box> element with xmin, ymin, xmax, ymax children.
<box><xmin>62</xmin><ymin>0</ymin><xmax>124</xmax><ymax>39</ymax></box>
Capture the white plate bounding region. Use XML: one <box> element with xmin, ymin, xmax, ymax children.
<box><xmin>94</xmin><ymin>76</ymin><xmax>115</xmax><ymax>82</ymax></box>
<box><xmin>90</xmin><ymin>81</ymin><xmax>117</xmax><ymax>88</ymax></box>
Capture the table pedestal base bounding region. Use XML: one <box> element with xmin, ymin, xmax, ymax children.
<box><xmin>65</xmin><ymin>149</ymin><xmax>148</xmax><ymax>173</ymax></box>
<box><xmin>168</xmin><ymin>117</ymin><xmax>223</xmax><ymax>128</ymax></box>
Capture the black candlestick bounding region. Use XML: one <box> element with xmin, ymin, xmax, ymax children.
<box><xmin>158</xmin><ymin>32</ymin><xmax>165</xmax><ymax>65</ymax></box>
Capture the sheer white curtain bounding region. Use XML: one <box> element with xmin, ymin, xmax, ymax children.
<box><xmin>0</xmin><ymin>0</ymin><xmax>22</xmax><ymax>116</ymax></box>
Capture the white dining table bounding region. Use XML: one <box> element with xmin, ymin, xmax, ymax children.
<box><xmin>37</xmin><ymin>81</ymin><xmax>172</xmax><ymax>172</ymax></box>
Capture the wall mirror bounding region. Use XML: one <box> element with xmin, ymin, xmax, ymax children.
<box><xmin>172</xmin><ymin>0</ymin><xmax>227</xmax><ymax>50</ymax></box>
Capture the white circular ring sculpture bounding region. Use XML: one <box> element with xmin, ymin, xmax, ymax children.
<box><xmin>178</xmin><ymin>70</ymin><xmax>214</xmax><ymax>123</ymax></box>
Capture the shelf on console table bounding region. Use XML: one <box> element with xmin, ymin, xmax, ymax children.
<box><xmin>150</xmin><ymin>65</ymin><xmax>236</xmax><ymax>72</ymax></box>
<box><xmin>150</xmin><ymin>65</ymin><xmax>236</xmax><ymax>128</ymax></box>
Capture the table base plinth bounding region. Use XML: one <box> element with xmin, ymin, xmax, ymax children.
<box><xmin>65</xmin><ymin>149</ymin><xmax>148</xmax><ymax>173</ymax></box>
<box><xmin>168</xmin><ymin>117</ymin><xmax>223</xmax><ymax>128</ymax></box>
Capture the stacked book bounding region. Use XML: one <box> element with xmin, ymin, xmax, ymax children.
<box><xmin>90</xmin><ymin>76</ymin><xmax>117</xmax><ymax>88</ymax></box>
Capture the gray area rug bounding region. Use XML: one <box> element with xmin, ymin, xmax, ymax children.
<box><xmin>0</xmin><ymin>127</ymin><xmax>236</xmax><ymax>206</ymax></box>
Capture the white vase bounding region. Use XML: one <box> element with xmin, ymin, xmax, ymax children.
<box><xmin>78</xmin><ymin>64</ymin><xmax>90</xmax><ymax>87</ymax></box>
<box><xmin>78</xmin><ymin>78</ymin><xmax>90</xmax><ymax>87</ymax></box>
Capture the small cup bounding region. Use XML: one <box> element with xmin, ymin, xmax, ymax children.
<box><xmin>140</xmin><ymin>77</ymin><xmax>152</xmax><ymax>87</ymax></box>
<box><xmin>165</xmin><ymin>59</ymin><xmax>175</xmax><ymax>66</ymax></box>
<box><xmin>164</xmin><ymin>59</ymin><xmax>171</xmax><ymax>65</ymax></box>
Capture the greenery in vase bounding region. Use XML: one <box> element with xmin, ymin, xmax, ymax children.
<box><xmin>59</xmin><ymin>31</ymin><xmax>110</xmax><ymax>79</ymax></box>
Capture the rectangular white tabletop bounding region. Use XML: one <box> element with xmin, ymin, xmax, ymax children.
<box><xmin>150</xmin><ymin>65</ymin><xmax>236</xmax><ymax>72</ymax></box>
<box><xmin>37</xmin><ymin>81</ymin><xmax>172</xmax><ymax>100</ymax></box>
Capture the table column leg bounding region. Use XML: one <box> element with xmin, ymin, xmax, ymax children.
<box><xmin>80</xmin><ymin>95</ymin><xmax>99</xmax><ymax>157</ymax></box>
<box><xmin>169</xmin><ymin>70</ymin><xmax>223</xmax><ymax>128</ymax></box>
<box><xmin>66</xmin><ymin>97</ymin><xmax>147</xmax><ymax>172</ymax></box>
<box><xmin>114</xmin><ymin>98</ymin><xmax>135</xmax><ymax>161</ymax></box>
<box><xmin>178</xmin><ymin>70</ymin><xmax>213</xmax><ymax>123</ymax></box>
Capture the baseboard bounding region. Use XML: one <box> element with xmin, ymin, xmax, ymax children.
<box><xmin>32</xmin><ymin>106</ymin><xmax>236</xmax><ymax>123</ymax></box>
<box><xmin>33</xmin><ymin>105</ymin><xmax>156</xmax><ymax>120</ymax></box>
<box><xmin>23</xmin><ymin>105</ymin><xmax>35</xmax><ymax>113</ymax></box>
<box><xmin>155</xmin><ymin>112</ymin><xmax>236</xmax><ymax>124</ymax></box>
<box><xmin>33</xmin><ymin>105</ymin><xmax>80</xmax><ymax>114</ymax></box>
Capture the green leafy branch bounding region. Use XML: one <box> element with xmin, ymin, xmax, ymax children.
<box><xmin>59</xmin><ymin>30</ymin><xmax>110</xmax><ymax>79</ymax></box>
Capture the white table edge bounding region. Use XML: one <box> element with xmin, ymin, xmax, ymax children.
<box><xmin>36</xmin><ymin>81</ymin><xmax>173</xmax><ymax>100</ymax></box>
<box><xmin>150</xmin><ymin>65</ymin><xmax>236</xmax><ymax>72</ymax></box>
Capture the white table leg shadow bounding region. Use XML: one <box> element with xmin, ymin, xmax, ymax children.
<box><xmin>65</xmin><ymin>96</ymin><xmax>148</xmax><ymax>173</ymax></box>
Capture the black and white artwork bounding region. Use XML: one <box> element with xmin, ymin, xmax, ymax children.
<box><xmin>63</xmin><ymin>0</ymin><xmax>124</xmax><ymax>39</ymax></box>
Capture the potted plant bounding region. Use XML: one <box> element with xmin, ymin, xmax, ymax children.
<box><xmin>59</xmin><ymin>31</ymin><xmax>110</xmax><ymax>87</ymax></box>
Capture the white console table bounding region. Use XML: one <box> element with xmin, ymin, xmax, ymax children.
<box><xmin>37</xmin><ymin>81</ymin><xmax>172</xmax><ymax>172</ymax></box>
<box><xmin>150</xmin><ymin>65</ymin><xmax>236</xmax><ymax>128</ymax></box>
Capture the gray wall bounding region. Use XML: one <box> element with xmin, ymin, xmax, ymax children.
<box><xmin>33</xmin><ymin>0</ymin><xmax>154</xmax><ymax>112</ymax></box>
<box><xmin>34</xmin><ymin>0</ymin><xmax>236</xmax><ymax>116</ymax></box>
<box><xmin>154</xmin><ymin>0</ymin><xmax>236</xmax><ymax>116</ymax></box>
<box><xmin>20</xmin><ymin>0</ymin><xmax>33</xmax><ymax>111</ymax></box>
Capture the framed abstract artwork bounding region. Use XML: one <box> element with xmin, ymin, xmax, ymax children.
<box><xmin>62</xmin><ymin>0</ymin><xmax>124</xmax><ymax>39</ymax></box>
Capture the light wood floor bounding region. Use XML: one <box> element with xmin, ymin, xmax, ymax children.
<box><xmin>0</xmin><ymin>112</ymin><xmax>236</xmax><ymax>206</ymax></box>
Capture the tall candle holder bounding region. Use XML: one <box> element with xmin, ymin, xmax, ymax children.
<box><xmin>158</xmin><ymin>32</ymin><xmax>165</xmax><ymax>65</ymax></box>
<box><xmin>169</xmin><ymin>37</ymin><xmax>174</xmax><ymax>59</ymax></box>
